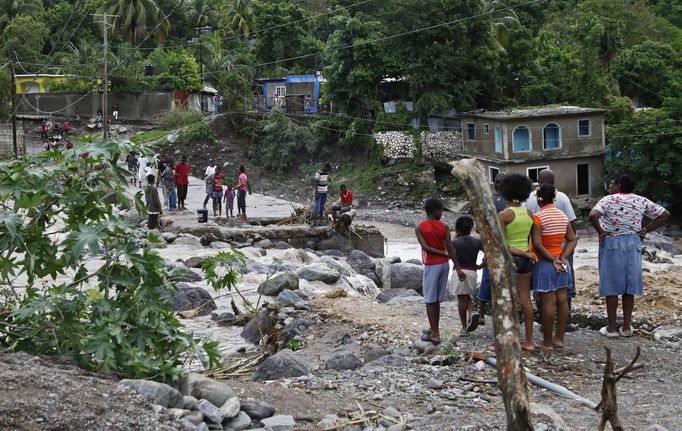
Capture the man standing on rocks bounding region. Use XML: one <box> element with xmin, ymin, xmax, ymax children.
<box><xmin>416</xmin><ymin>198</ymin><xmax>465</xmax><ymax>344</ymax></box>
<box><xmin>175</xmin><ymin>156</ymin><xmax>190</xmax><ymax>210</ymax></box>
<box><xmin>523</xmin><ymin>169</ymin><xmax>577</xmax><ymax>326</ymax></box>
<box><xmin>144</xmin><ymin>174</ymin><xmax>162</xmax><ymax>229</ymax></box>
<box><xmin>312</xmin><ymin>162</ymin><xmax>332</xmax><ymax>226</ymax></box>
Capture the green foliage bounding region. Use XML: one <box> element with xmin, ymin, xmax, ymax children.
<box><xmin>130</xmin><ymin>129</ymin><xmax>169</xmax><ymax>145</ymax></box>
<box><xmin>606</xmin><ymin>107</ymin><xmax>682</xmax><ymax>209</ymax></box>
<box><xmin>215</xmin><ymin>71</ymin><xmax>251</xmax><ymax>112</ymax></box>
<box><xmin>2</xmin><ymin>14</ymin><xmax>48</xmax><ymax>62</ymax></box>
<box><xmin>604</xmin><ymin>96</ymin><xmax>634</xmax><ymax>125</ymax></box>
<box><xmin>160</xmin><ymin>109</ymin><xmax>204</xmax><ymax>129</ymax></box>
<box><xmin>177</xmin><ymin>121</ymin><xmax>215</xmax><ymax>145</ymax></box>
<box><xmin>146</xmin><ymin>48</ymin><xmax>202</xmax><ymax>92</ymax></box>
<box><xmin>202</xmin><ymin>250</ymin><xmax>246</xmax><ymax>292</ymax></box>
<box><xmin>0</xmin><ymin>141</ymin><xmax>220</xmax><ymax>381</ymax></box>
<box><xmin>0</xmin><ymin>69</ymin><xmax>11</xmax><ymax>121</ymax></box>
<box><xmin>286</xmin><ymin>338</ymin><xmax>304</xmax><ymax>351</ymax></box>
<box><xmin>100</xmin><ymin>0</ymin><xmax>169</xmax><ymax>43</ymax></box>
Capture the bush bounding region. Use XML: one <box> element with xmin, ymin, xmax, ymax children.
<box><xmin>160</xmin><ymin>109</ymin><xmax>204</xmax><ymax>129</ymax></box>
<box><xmin>177</xmin><ymin>121</ymin><xmax>215</xmax><ymax>145</ymax></box>
<box><xmin>0</xmin><ymin>141</ymin><xmax>221</xmax><ymax>381</ymax></box>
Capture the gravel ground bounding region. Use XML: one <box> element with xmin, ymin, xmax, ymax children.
<box><xmin>0</xmin><ymin>353</ymin><xmax>188</xmax><ymax>431</ymax></box>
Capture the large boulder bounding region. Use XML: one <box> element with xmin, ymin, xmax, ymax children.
<box><xmin>261</xmin><ymin>415</ymin><xmax>296</xmax><ymax>430</ymax></box>
<box><xmin>318</xmin><ymin>256</ymin><xmax>352</xmax><ymax>277</ymax></box>
<box><xmin>374</xmin><ymin>258</ymin><xmax>393</xmax><ymax>290</ymax></box>
<box><xmin>316</xmin><ymin>235</ymin><xmax>353</xmax><ymax>253</ymax></box>
<box><xmin>389</xmin><ymin>263</ymin><xmax>423</xmax><ymax>293</ymax></box>
<box><xmin>325</xmin><ymin>352</ymin><xmax>363</xmax><ymax>371</ymax></box>
<box><xmin>174</xmin><ymin>234</ymin><xmax>203</xmax><ymax>248</ymax></box>
<box><xmin>167</xmin><ymin>263</ymin><xmax>203</xmax><ymax>283</ymax></box>
<box><xmin>240</xmin><ymin>309</ymin><xmax>274</xmax><ymax>344</ymax></box>
<box><xmin>224</xmin><ymin>411</ymin><xmax>251</xmax><ymax>431</ymax></box>
<box><xmin>173</xmin><ymin>286</ymin><xmax>216</xmax><ymax>316</ymax></box>
<box><xmin>346</xmin><ymin>275</ymin><xmax>380</xmax><ymax>298</ymax></box>
<box><xmin>181</xmin><ymin>373</ymin><xmax>236</xmax><ymax>407</ymax></box>
<box><xmin>253</xmin><ymin>349</ymin><xmax>311</xmax><ymax>382</ymax></box>
<box><xmin>644</xmin><ymin>232</ymin><xmax>681</xmax><ymax>255</ymax></box>
<box><xmin>376</xmin><ymin>288</ymin><xmax>422</xmax><ymax>303</ymax></box>
<box><xmin>282</xmin><ymin>249</ymin><xmax>314</xmax><ymax>265</ymax></box>
<box><xmin>257</xmin><ymin>272</ymin><xmax>299</xmax><ymax>296</ymax></box>
<box><xmin>276</xmin><ymin>289</ymin><xmax>304</xmax><ymax>306</ymax></box>
<box><xmin>122</xmin><ymin>208</ymin><xmax>143</xmax><ymax>225</ymax></box>
<box><xmin>239</xmin><ymin>399</ymin><xmax>276</xmax><ymax>420</ymax></box>
<box><xmin>297</xmin><ymin>264</ymin><xmax>341</xmax><ymax>284</ymax></box>
<box><xmin>346</xmin><ymin>250</ymin><xmax>380</xmax><ymax>286</ymax></box>
<box><xmin>184</xmin><ymin>256</ymin><xmax>208</xmax><ymax>268</ymax></box>
<box><xmin>119</xmin><ymin>379</ymin><xmax>184</xmax><ymax>408</ymax></box>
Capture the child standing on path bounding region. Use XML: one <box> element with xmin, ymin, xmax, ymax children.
<box><xmin>224</xmin><ymin>184</ymin><xmax>235</xmax><ymax>217</ymax></box>
<box><xmin>451</xmin><ymin>216</ymin><xmax>484</xmax><ymax>337</ymax></box>
<box><xmin>498</xmin><ymin>174</ymin><xmax>537</xmax><ymax>351</ymax></box>
<box><xmin>416</xmin><ymin>198</ymin><xmax>465</xmax><ymax>344</ymax></box>
<box><xmin>211</xmin><ymin>166</ymin><xmax>225</xmax><ymax>217</ymax></box>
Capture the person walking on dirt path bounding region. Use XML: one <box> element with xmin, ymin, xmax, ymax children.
<box><xmin>524</xmin><ymin>169</ymin><xmax>578</xmax><ymax>328</ymax></box>
<box><xmin>137</xmin><ymin>154</ymin><xmax>148</xmax><ymax>188</ymax></box>
<box><xmin>175</xmin><ymin>156</ymin><xmax>191</xmax><ymax>210</ymax></box>
<box><xmin>477</xmin><ymin>172</ymin><xmax>508</xmax><ymax>326</ymax></box>
<box><xmin>498</xmin><ymin>174</ymin><xmax>537</xmax><ymax>351</ymax></box>
<box><xmin>416</xmin><ymin>198</ymin><xmax>465</xmax><ymax>344</ymax></box>
<box><xmin>312</xmin><ymin>162</ymin><xmax>332</xmax><ymax>225</ymax></box>
<box><xmin>161</xmin><ymin>160</ymin><xmax>177</xmax><ymax>211</ymax></box>
<box><xmin>224</xmin><ymin>184</ymin><xmax>235</xmax><ymax>218</ymax></box>
<box><xmin>203</xmin><ymin>160</ymin><xmax>217</xmax><ymax>209</ymax></box>
<box><xmin>211</xmin><ymin>166</ymin><xmax>225</xmax><ymax>217</ymax></box>
<box><xmin>589</xmin><ymin>173</ymin><xmax>669</xmax><ymax>338</ymax></box>
<box><xmin>144</xmin><ymin>174</ymin><xmax>162</xmax><ymax>229</ymax></box>
<box><xmin>451</xmin><ymin>216</ymin><xmax>485</xmax><ymax>337</ymax></box>
<box><xmin>237</xmin><ymin>165</ymin><xmax>250</xmax><ymax>222</ymax></box>
<box><xmin>530</xmin><ymin>184</ymin><xmax>578</xmax><ymax>349</ymax></box>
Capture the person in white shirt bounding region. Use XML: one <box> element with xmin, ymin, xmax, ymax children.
<box><xmin>137</xmin><ymin>155</ymin><xmax>148</xmax><ymax>188</ymax></box>
<box><xmin>523</xmin><ymin>169</ymin><xmax>577</xmax><ymax>328</ymax></box>
<box><xmin>203</xmin><ymin>160</ymin><xmax>217</xmax><ymax>209</ymax></box>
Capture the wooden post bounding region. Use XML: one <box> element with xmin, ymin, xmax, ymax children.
<box><xmin>450</xmin><ymin>158</ymin><xmax>534</xmax><ymax>431</ymax></box>
<box><xmin>596</xmin><ymin>346</ymin><xmax>640</xmax><ymax>431</ymax></box>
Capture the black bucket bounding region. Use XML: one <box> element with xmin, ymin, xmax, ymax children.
<box><xmin>197</xmin><ymin>209</ymin><xmax>208</xmax><ymax>223</ymax></box>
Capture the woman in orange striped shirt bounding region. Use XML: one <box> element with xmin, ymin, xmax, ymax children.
<box><xmin>530</xmin><ymin>184</ymin><xmax>578</xmax><ymax>349</ymax></box>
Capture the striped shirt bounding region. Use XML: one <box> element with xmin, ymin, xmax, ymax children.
<box><xmin>315</xmin><ymin>169</ymin><xmax>330</xmax><ymax>193</ymax></box>
<box><xmin>532</xmin><ymin>204</ymin><xmax>569</xmax><ymax>258</ymax></box>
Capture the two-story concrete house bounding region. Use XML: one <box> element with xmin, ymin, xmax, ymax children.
<box><xmin>458</xmin><ymin>106</ymin><xmax>605</xmax><ymax>199</ymax></box>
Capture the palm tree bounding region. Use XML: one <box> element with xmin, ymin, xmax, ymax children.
<box><xmin>99</xmin><ymin>0</ymin><xmax>169</xmax><ymax>44</ymax></box>
<box><xmin>0</xmin><ymin>0</ymin><xmax>42</xmax><ymax>28</ymax></box>
<box><xmin>187</xmin><ymin>0</ymin><xmax>217</xmax><ymax>28</ymax></box>
<box><xmin>480</xmin><ymin>0</ymin><xmax>519</xmax><ymax>53</ymax></box>
<box><xmin>219</xmin><ymin>0</ymin><xmax>255</xmax><ymax>39</ymax></box>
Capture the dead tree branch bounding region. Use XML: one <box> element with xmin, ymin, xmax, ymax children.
<box><xmin>450</xmin><ymin>158</ymin><xmax>534</xmax><ymax>431</ymax></box>
<box><xmin>596</xmin><ymin>346</ymin><xmax>641</xmax><ymax>431</ymax></box>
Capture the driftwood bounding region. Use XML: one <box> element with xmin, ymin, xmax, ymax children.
<box><xmin>596</xmin><ymin>346</ymin><xmax>641</xmax><ymax>431</ymax></box>
<box><xmin>450</xmin><ymin>158</ymin><xmax>534</xmax><ymax>430</ymax></box>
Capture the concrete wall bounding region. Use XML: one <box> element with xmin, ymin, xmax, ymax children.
<box><xmin>460</xmin><ymin>112</ymin><xmax>605</xmax><ymax>161</ymax></box>
<box><xmin>0</xmin><ymin>121</ymin><xmax>25</xmax><ymax>158</ymax></box>
<box><xmin>479</xmin><ymin>155</ymin><xmax>604</xmax><ymax>199</ymax></box>
<box><xmin>16</xmin><ymin>92</ymin><xmax>175</xmax><ymax>122</ymax></box>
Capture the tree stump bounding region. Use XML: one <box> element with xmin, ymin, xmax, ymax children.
<box><xmin>596</xmin><ymin>346</ymin><xmax>641</xmax><ymax>431</ymax></box>
<box><xmin>450</xmin><ymin>158</ymin><xmax>534</xmax><ymax>431</ymax></box>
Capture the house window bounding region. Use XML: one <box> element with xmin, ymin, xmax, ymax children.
<box><xmin>577</xmin><ymin>163</ymin><xmax>590</xmax><ymax>195</ymax></box>
<box><xmin>489</xmin><ymin>167</ymin><xmax>500</xmax><ymax>184</ymax></box>
<box><xmin>578</xmin><ymin>119</ymin><xmax>590</xmax><ymax>137</ymax></box>
<box><xmin>527</xmin><ymin>166</ymin><xmax>549</xmax><ymax>183</ymax></box>
<box><xmin>483</xmin><ymin>124</ymin><xmax>490</xmax><ymax>134</ymax></box>
<box><xmin>494</xmin><ymin>127</ymin><xmax>503</xmax><ymax>153</ymax></box>
<box><xmin>466</xmin><ymin>123</ymin><xmax>476</xmax><ymax>140</ymax></box>
<box><xmin>543</xmin><ymin>123</ymin><xmax>561</xmax><ymax>149</ymax></box>
<box><xmin>512</xmin><ymin>126</ymin><xmax>531</xmax><ymax>152</ymax></box>
<box><xmin>275</xmin><ymin>85</ymin><xmax>286</xmax><ymax>97</ymax></box>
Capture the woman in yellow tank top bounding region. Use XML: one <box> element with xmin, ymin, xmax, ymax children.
<box><xmin>498</xmin><ymin>174</ymin><xmax>537</xmax><ymax>351</ymax></box>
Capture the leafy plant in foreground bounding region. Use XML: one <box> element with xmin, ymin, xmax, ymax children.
<box><xmin>0</xmin><ymin>141</ymin><xmax>220</xmax><ymax>381</ymax></box>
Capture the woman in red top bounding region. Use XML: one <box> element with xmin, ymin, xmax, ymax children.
<box><xmin>211</xmin><ymin>166</ymin><xmax>225</xmax><ymax>217</ymax></box>
<box><xmin>174</xmin><ymin>156</ymin><xmax>190</xmax><ymax>210</ymax></box>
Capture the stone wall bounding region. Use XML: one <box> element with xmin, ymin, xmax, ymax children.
<box><xmin>375</xmin><ymin>130</ymin><xmax>463</xmax><ymax>161</ymax></box>
<box><xmin>420</xmin><ymin>131</ymin><xmax>463</xmax><ymax>161</ymax></box>
<box><xmin>0</xmin><ymin>121</ymin><xmax>25</xmax><ymax>159</ymax></box>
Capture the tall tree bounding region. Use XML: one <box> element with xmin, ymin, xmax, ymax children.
<box><xmin>186</xmin><ymin>0</ymin><xmax>217</xmax><ymax>29</ymax></box>
<box><xmin>219</xmin><ymin>0</ymin><xmax>255</xmax><ymax>39</ymax></box>
<box><xmin>0</xmin><ymin>0</ymin><xmax>42</xmax><ymax>28</ymax></box>
<box><xmin>100</xmin><ymin>0</ymin><xmax>169</xmax><ymax>44</ymax></box>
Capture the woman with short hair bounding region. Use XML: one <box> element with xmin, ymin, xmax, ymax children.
<box><xmin>589</xmin><ymin>173</ymin><xmax>669</xmax><ymax>338</ymax></box>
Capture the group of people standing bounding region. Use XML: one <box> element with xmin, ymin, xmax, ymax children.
<box><xmin>201</xmin><ymin>161</ymin><xmax>250</xmax><ymax>221</ymax></box>
<box><xmin>418</xmin><ymin>169</ymin><xmax>669</xmax><ymax>351</ymax></box>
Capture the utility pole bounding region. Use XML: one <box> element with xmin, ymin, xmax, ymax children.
<box><xmin>92</xmin><ymin>13</ymin><xmax>116</xmax><ymax>140</ymax></box>
<box><xmin>194</xmin><ymin>26</ymin><xmax>212</xmax><ymax>112</ymax></box>
<box><xmin>9</xmin><ymin>51</ymin><xmax>17</xmax><ymax>158</ymax></box>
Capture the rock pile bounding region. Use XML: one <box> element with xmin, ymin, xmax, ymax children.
<box><xmin>375</xmin><ymin>132</ymin><xmax>417</xmax><ymax>159</ymax></box>
<box><xmin>420</xmin><ymin>131</ymin><xmax>464</xmax><ymax>161</ymax></box>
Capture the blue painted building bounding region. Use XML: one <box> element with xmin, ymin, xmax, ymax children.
<box><xmin>260</xmin><ymin>74</ymin><xmax>321</xmax><ymax>113</ymax></box>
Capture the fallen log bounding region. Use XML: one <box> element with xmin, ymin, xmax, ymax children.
<box><xmin>450</xmin><ymin>158</ymin><xmax>534</xmax><ymax>430</ymax></box>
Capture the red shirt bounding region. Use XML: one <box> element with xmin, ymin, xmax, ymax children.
<box><xmin>175</xmin><ymin>162</ymin><xmax>190</xmax><ymax>185</ymax></box>
<box><xmin>418</xmin><ymin>220</ymin><xmax>449</xmax><ymax>265</ymax></box>
<box><xmin>212</xmin><ymin>173</ymin><xmax>224</xmax><ymax>192</ymax></box>
<box><xmin>340</xmin><ymin>190</ymin><xmax>353</xmax><ymax>206</ymax></box>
